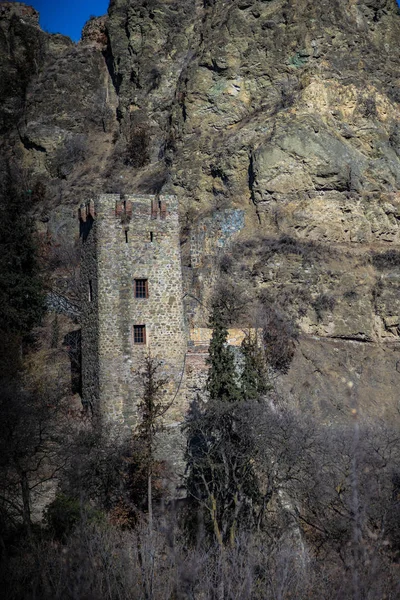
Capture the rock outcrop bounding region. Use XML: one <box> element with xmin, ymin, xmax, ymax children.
<box><xmin>1</xmin><ymin>0</ymin><xmax>400</xmax><ymax>420</ymax></box>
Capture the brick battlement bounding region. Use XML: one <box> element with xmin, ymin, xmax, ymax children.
<box><xmin>78</xmin><ymin>200</ymin><xmax>95</xmax><ymax>222</ymax></box>
<box><xmin>79</xmin><ymin>194</ymin><xmax>178</xmax><ymax>223</ymax></box>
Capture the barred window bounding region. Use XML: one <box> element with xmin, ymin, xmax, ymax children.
<box><xmin>133</xmin><ymin>325</ymin><xmax>146</xmax><ymax>345</ymax></box>
<box><xmin>134</xmin><ymin>279</ymin><xmax>148</xmax><ymax>298</ymax></box>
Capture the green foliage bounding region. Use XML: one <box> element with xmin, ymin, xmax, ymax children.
<box><xmin>288</xmin><ymin>52</ymin><xmax>308</xmax><ymax>68</ymax></box>
<box><xmin>137</xmin><ymin>354</ymin><xmax>170</xmax><ymax>449</ymax></box>
<box><xmin>135</xmin><ymin>354</ymin><xmax>170</xmax><ymax>526</ymax></box>
<box><xmin>206</xmin><ymin>303</ymin><xmax>241</xmax><ymax>403</ymax></box>
<box><xmin>240</xmin><ymin>331</ymin><xmax>270</xmax><ymax>400</ymax></box>
<box><xmin>44</xmin><ymin>495</ymin><xmax>104</xmax><ymax>541</ymax></box>
<box><xmin>185</xmin><ymin>304</ymin><xmax>261</xmax><ymax>546</ymax></box>
<box><xmin>44</xmin><ymin>495</ymin><xmax>81</xmax><ymax>540</ymax></box>
<box><xmin>0</xmin><ymin>171</ymin><xmax>45</xmax><ymax>337</ymax></box>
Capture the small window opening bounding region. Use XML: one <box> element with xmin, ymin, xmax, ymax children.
<box><xmin>88</xmin><ymin>280</ymin><xmax>93</xmax><ymax>302</ymax></box>
<box><xmin>150</xmin><ymin>231</ymin><xmax>154</xmax><ymax>242</ymax></box>
<box><xmin>134</xmin><ymin>278</ymin><xmax>148</xmax><ymax>298</ymax></box>
<box><xmin>125</xmin><ymin>229</ymin><xmax>128</xmax><ymax>243</ymax></box>
<box><xmin>133</xmin><ymin>325</ymin><xmax>146</xmax><ymax>344</ymax></box>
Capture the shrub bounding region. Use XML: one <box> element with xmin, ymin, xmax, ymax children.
<box><xmin>125</xmin><ymin>125</ymin><xmax>150</xmax><ymax>167</ymax></box>
<box><xmin>44</xmin><ymin>494</ymin><xmax>81</xmax><ymax>540</ymax></box>
<box><xmin>51</xmin><ymin>135</ymin><xmax>88</xmax><ymax>179</ymax></box>
<box><xmin>231</xmin><ymin>235</ymin><xmax>333</xmax><ymax>266</ymax></box>
<box><xmin>312</xmin><ymin>294</ymin><xmax>336</xmax><ymax>321</ymax></box>
<box><xmin>44</xmin><ymin>495</ymin><xmax>104</xmax><ymax>541</ymax></box>
<box><xmin>219</xmin><ymin>253</ymin><xmax>233</xmax><ymax>274</ymax></box>
<box><xmin>360</xmin><ymin>95</ymin><xmax>377</xmax><ymax>118</ymax></box>
<box><xmin>261</xmin><ymin>305</ymin><xmax>298</xmax><ymax>373</ymax></box>
<box><xmin>343</xmin><ymin>289</ymin><xmax>358</xmax><ymax>300</ymax></box>
<box><xmin>0</xmin><ymin>171</ymin><xmax>45</xmax><ymax>336</ymax></box>
<box><xmin>212</xmin><ymin>279</ymin><xmax>251</xmax><ymax>326</ymax></box>
<box><xmin>371</xmin><ymin>249</ymin><xmax>400</xmax><ymax>270</ymax></box>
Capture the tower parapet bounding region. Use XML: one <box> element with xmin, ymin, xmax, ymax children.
<box><xmin>79</xmin><ymin>194</ymin><xmax>187</xmax><ymax>426</ymax></box>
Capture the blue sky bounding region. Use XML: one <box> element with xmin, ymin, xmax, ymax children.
<box><xmin>13</xmin><ymin>0</ymin><xmax>400</xmax><ymax>42</ymax></box>
<box><xmin>26</xmin><ymin>1</ymin><xmax>109</xmax><ymax>42</ymax></box>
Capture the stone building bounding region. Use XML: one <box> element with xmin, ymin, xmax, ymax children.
<box><xmin>79</xmin><ymin>193</ymin><xmax>187</xmax><ymax>427</ymax></box>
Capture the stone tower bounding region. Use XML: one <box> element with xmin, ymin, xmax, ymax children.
<box><xmin>79</xmin><ymin>194</ymin><xmax>187</xmax><ymax>427</ymax></box>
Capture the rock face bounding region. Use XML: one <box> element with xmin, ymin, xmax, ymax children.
<box><xmin>0</xmin><ymin>6</ymin><xmax>119</xmax><ymax>240</ymax></box>
<box><xmin>1</xmin><ymin>0</ymin><xmax>400</xmax><ymax>421</ymax></box>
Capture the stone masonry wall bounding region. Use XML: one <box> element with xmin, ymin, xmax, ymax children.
<box><xmin>185</xmin><ymin>328</ymin><xmax>261</xmax><ymax>399</ymax></box>
<box><xmin>79</xmin><ymin>201</ymin><xmax>99</xmax><ymax>411</ymax></box>
<box><xmin>190</xmin><ymin>209</ymin><xmax>245</xmax><ymax>268</ymax></box>
<box><xmin>80</xmin><ymin>194</ymin><xmax>187</xmax><ymax>427</ymax></box>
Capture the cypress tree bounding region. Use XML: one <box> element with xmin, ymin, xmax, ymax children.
<box><xmin>240</xmin><ymin>330</ymin><xmax>270</xmax><ymax>401</ymax></box>
<box><xmin>0</xmin><ymin>168</ymin><xmax>45</xmax><ymax>376</ymax></box>
<box><xmin>206</xmin><ymin>303</ymin><xmax>241</xmax><ymax>403</ymax></box>
<box><xmin>0</xmin><ymin>175</ymin><xmax>44</xmax><ymax>337</ymax></box>
<box><xmin>185</xmin><ymin>302</ymin><xmax>260</xmax><ymax>546</ymax></box>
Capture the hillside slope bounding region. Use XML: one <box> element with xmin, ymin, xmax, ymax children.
<box><xmin>1</xmin><ymin>0</ymin><xmax>400</xmax><ymax>419</ymax></box>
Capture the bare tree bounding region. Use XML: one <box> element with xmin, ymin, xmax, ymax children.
<box><xmin>0</xmin><ymin>378</ymin><xmax>70</xmax><ymax>538</ymax></box>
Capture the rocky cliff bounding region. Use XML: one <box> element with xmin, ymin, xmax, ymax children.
<box><xmin>2</xmin><ymin>0</ymin><xmax>400</xmax><ymax>420</ymax></box>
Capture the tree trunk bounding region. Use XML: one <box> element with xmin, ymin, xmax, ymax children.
<box><xmin>210</xmin><ymin>494</ymin><xmax>223</xmax><ymax>548</ymax></box>
<box><xmin>148</xmin><ymin>467</ymin><xmax>153</xmax><ymax>533</ymax></box>
<box><xmin>20</xmin><ymin>471</ymin><xmax>32</xmax><ymax>537</ymax></box>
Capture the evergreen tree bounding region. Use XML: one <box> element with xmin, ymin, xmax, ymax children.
<box><xmin>185</xmin><ymin>303</ymin><xmax>260</xmax><ymax>547</ymax></box>
<box><xmin>0</xmin><ymin>168</ymin><xmax>44</xmax><ymax>378</ymax></box>
<box><xmin>0</xmin><ymin>172</ymin><xmax>44</xmax><ymax>338</ymax></box>
<box><xmin>206</xmin><ymin>303</ymin><xmax>241</xmax><ymax>403</ymax></box>
<box><xmin>240</xmin><ymin>330</ymin><xmax>270</xmax><ymax>401</ymax></box>
<box><xmin>136</xmin><ymin>354</ymin><xmax>169</xmax><ymax>531</ymax></box>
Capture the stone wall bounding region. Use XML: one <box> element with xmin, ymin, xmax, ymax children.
<box><xmin>80</xmin><ymin>194</ymin><xmax>187</xmax><ymax>426</ymax></box>
<box><xmin>189</xmin><ymin>327</ymin><xmax>256</xmax><ymax>347</ymax></box>
<box><xmin>80</xmin><ymin>193</ymin><xmax>261</xmax><ymax>434</ymax></box>
<box><xmin>190</xmin><ymin>209</ymin><xmax>245</xmax><ymax>268</ymax></box>
<box><xmin>185</xmin><ymin>327</ymin><xmax>261</xmax><ymax>399</ymax></box>
<box><xmin>79</xmin><ymin>202</ymin><xmax>99</xmax><ymax>412</ymax></box>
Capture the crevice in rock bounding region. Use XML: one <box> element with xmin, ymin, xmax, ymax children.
<box><xmin>248</xmin><ymin>151</ymin><xmax>256</xmax><ymax>205</ymax></box>
<box><xmin>102</xmin><ymin>31</ymin><xmax>122</xmax><ymax>98</ymax></box>
<box><xmin>20</xmin><ymin>135</ymin><xmax>46</xmax><ymax>153</ymax></box>
<box><xmin>248</xmin><ymin>151</ymin><xmax>261</xmax><ymax>224</ymax></box>
<box><xmin>328</xmin><ymin>335</ymin><xmax>371</xmax><ymax>343</ymax></box>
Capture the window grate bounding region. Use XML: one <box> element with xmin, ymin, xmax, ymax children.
<box><xmin>133</xmin><ymin>325</ymin><xmax>146</xmax><ymax>344</ymax></box>
<box><xmin>134</xmin><ymin>278</ymin><xmax>148</xmax><ymax>298</ymax></box>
